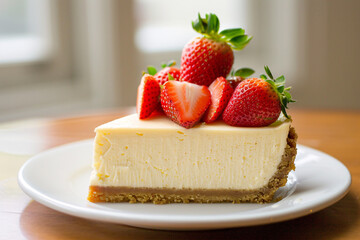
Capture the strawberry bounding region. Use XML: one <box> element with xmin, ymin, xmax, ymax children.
<box><xmin>136</xmin><ymin>74</ymin><xmax>161</xmax><ymax>119</ymax></box>
<box><xmin>154</xmin><ymin>67</ymin><xmax>180</xmax><ymax>85</ymax></box>
<box><xmin>161</xmin><ymin>81</ymin><xmax>211</xmax><ymax>128</ymax></box>
<box><xmin>146</xmin><ymin>61</ymin><xmax>180</xmax><ymax>85</ymax></box>
<box><xmin>227</xmin><ymin>67</ymin><xmax>255</xmax><ymax>89</ymax></box>
<box><xmin>223</xmin><ymin>66</ymin><xmax>295</xmax><ymax>127</ymax></box>
<box><xmin>203</xmin><ymin>77</ymin><xmax>234</xmax><ymax>123</ymax></box>
<box><xmin>180</xmin><ymin>13</ymin><xmax>252</xmax><ymax>86</ymax></box>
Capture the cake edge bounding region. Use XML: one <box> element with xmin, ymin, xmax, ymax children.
<box><xmin>87</xmin><ymin>126</ymin><xmax>298</xmax><ymax>204</ymax></box>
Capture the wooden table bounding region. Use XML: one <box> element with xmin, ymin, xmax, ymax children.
<box><xmin>1</xmin><ymin>108</ymin><xmax>359</xmax><ymax>239</ymax></box>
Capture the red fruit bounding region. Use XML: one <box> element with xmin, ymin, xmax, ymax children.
<box><xmin>181</xmin><ymin>37</ymin><xmax>234</xmax><ymax>86</ymax></box>
<box><xmin>154</xmin><ymin>67</ymin><xmax>180</xmax><ymax>85</ymax></box>
<box><xmin>180</xmin><ymin>13</ymin><xmax>252</xmax><ymax>86</ymax></box>
<box><xmin>203</xmin><ymin>77</ymin><xmax>234</xmax><ymax>123</ymax></box>
<box><xmin>223</xmin><ymin>78</ymin><xmax>281</xmax><ymax>127</ymax></box>
<box><xmin>136</xmin><ymin>74</ymin><xmax>161</xmax><ymax>119</ymax></box>
<box><xmin>227</xmin><ymin>76</ymin><xmax>244</xmax><ymax>89</ymax></box>
<box><xmin>161</xmin><ymin>81</ymin><xmax>211</xmax><ymax>128</ymax></box>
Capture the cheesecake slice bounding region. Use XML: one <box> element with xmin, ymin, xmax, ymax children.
<box><xmin>88</xmin><ymin>113</ymin><xmax>297</xmax><ymax>204</ymax></box>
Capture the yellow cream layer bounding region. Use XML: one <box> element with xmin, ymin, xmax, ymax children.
<box><xmin>90</xmin><ymin>114</ymin><xmax>291</xmax><ymax>190</ymax></box>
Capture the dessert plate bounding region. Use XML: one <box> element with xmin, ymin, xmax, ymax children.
<box><xmin>18</xmin><ymin>139</ymin><xmax>351</xmax><ymax>230</ymax></box>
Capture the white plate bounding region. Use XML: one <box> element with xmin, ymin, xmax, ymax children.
<box><xmin>18</xmin><ymin>140</ymin><xmax>351</xmax><ymax>230</ymax></box>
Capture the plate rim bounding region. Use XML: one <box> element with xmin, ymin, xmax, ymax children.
<box><xmin>18</xmin><ymin>139</ymin><xmax>352</xmax><ymax>229</ymax></box>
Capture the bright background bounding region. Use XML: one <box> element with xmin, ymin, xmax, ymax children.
<box><xmin>1</xmin><ymin>0</ymin><xmax>359</xmax><ymax>122</ymax></box>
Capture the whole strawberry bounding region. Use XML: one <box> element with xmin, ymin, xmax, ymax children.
<box><xmin>161</xmin><ymin>81</ymin><xmax>211</xmax><ymax>128</ymax></box>
<box><xmin>155</xmin><ymin>67</ymin><xmax>180</xmax><ymax>85</ymax></box>
<box><xmin>181</xmin><ymin>13</ymin><xmax>252</xmax><ymax>86</ymax></box>
<box><xmin>223</xmin><ymin>66</ymin><xmax>294</xmax><ymax>127</ymax></box>
<box><xmin>147</xmin><ymin>61</ymin><xmax>180</xmax><ymax>85</ymax></box>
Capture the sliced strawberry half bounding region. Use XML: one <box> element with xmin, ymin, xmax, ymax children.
<box><xmin>203</xmin><ymin>77</ymin><xmax>234</xmax><ymax>123</ymax></box>
<box><xmin>136</xmin><ymin>74</ymin><xmax>161</xmax><ymax>119</ymax></box>
<box><xmin>161</xmin><ymin>81</ymin><xmax>211</xmax><ymax>128</ymax></box>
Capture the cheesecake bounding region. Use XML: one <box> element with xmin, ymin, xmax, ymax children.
<box><xmin>87</xmin><ymin>113</ymin><xmax>297</xmax><ymax>204</ymax></box>
<box><xmin>87</xmin><ymin>12</ymin><xmax>297</xmax><ymax>204</ymax></box>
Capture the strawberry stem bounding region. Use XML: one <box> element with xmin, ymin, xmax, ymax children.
<box><xmin>262</xmin><ymin>66</ymin><xmax>295</xmax><ymax>119</ymax></box>
<box><xmin>192</xmin><ymin>13</ymin><xmax>252</xmax><ymax>50</ymax></box>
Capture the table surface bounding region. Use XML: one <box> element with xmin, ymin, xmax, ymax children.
<box><xmin>1</xmin><ymin>108</ymin><xmax>359</xmax><ymax>239</ymax></box>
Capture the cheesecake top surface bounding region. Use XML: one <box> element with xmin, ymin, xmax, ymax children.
<box><xmin>96</xmin><ymin>113</ymin><xmax>290</xmax><ymax>132</ymax></box>
<box><xmin>95</xmin><ymin>114</ymin><xmax>291</xmax><ymax>132</ymax></box>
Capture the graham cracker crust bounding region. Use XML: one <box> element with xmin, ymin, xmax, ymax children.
<box><xmin>88</xmin><ymin>127</ymin><xmax>297</xmax><ymax>204</ymax></box>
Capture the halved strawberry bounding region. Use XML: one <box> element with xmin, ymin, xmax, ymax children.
<box><xmin>161</xmin><ymin>81</ymin><xmax>211</xmax><ymax>128</ymax></box>
<box><xmin>203</xmin><ymin>77</ymin><xmax>233</xmax><ymax>123</ymax></box>
<box><xmin>136</xmin><ymin>74</ymin><xmax>161</xmax><ymax>119</ymax></box>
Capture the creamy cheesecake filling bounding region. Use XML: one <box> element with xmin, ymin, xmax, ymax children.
<box><xmin>90</xmin><ymin>114</ymin><xmax>291</xmax><ymax>190</ymax></box>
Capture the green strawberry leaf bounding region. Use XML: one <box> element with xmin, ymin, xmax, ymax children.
<box><xmin>168</xmin><ymin>74</ymin><xmax>175</xmax><ymax>80</ymax></box>
<box><xmin>191</xmin><ymin>13</ymin><xmax>252</xmax><ymax>51</ymax></box>
<box><xmin>264</xmin><ymin>65</ymin><xmax>274</xmax><ymax>79</ymax></box>
<box><xmin>192</xmin><ymin>13</ymin><xmax>205</xmax><ymax>34</ymax></box>
<box><xmin>265</xmin><ymin>79</ymin><xmax>276</xmax><ymax>88</ymax></box>
<box><xmin>260</xmin><ymin>74</ymin><xmax>267</xmax><ymax>80</ymax></box>
<box><xmin>234</xmin><ymin>68</ymin><xmax>255</xmax><ymax>78</ymax></box>
<box><xmin>220</xmin><ymin>28</ymin><xmax>245</xmax><ymax>40</ymax></box>
<box><xmin>281</xmin><ymin>105</ymin><xmax>290</xmax><ymax>119</ymax></box>
<box><xmin>147</xmin><ymin>66</ymin><xmax>157</xmax><ymax>76</ymax></box>
<box><xmin>261</xmin><ymin>65</ymin><xmax>295</xmax><ymax>119</ymax></box>
<box><xmin>161</xmin><ymin>63</ymin><xmax>167</xmax><ymax>69</ymax></box>
<box><xmin>275</xmin><ymin>75</ymin><xmax>285</xmax><ymax>84</ymax></box>
<box><xmin>277</xmin><ymin>85</ymin><xmax>284</xmax><ymax>93</ymax></box>
<box><xmin>229</xmin><ymin>35</ymin><xmax>253</xmax><ymax>50</ymax></box>
<box><xmin>206</xmin><ymin>13</ymin><xmax>220</xmax><ymax>35</ymax></box>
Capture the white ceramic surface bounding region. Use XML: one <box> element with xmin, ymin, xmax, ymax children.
<box><xmin>18</xmin><ymin>140</ymin><xmax>351</xmax><ymax>230</ymax></box>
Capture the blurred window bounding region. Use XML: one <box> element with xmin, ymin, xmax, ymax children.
<box><xmin>0</xmin><ymin>0</ymin><xmax>77</xmax><ymax>122</ymax></box>
<box><xmin>0</xmin><ymin>0</ymin><xmax>51</xmax><ymax>64</ymax></box>
<box><xmin>134</xmin><ymin>0</ymin><xmax>249</xmax><ymax>53</ymax></box>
